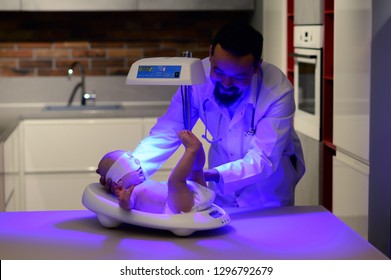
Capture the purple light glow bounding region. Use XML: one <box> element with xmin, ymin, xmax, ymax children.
<box><xmin>0</xmin><ymin>207</ymin><xmax>388</xmax><ymax>260</ymax></box>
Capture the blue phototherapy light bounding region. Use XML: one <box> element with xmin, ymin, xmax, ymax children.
<box><xmin>126</xmin><ymin>56</ymin><xmax>206</xmax><ymax>130</ymax></box>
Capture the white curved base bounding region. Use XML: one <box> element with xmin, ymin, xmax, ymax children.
<box><xmin>82</xmin><ymin>183</ymin><xmax>231</xmax><ymax>236</ymax></box>
<box><xmin>97</xmin><ymin>214</ymin><xmax>122</xmax><ymax>228</ymax></box>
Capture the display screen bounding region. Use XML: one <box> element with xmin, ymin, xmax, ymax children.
<box><xmin>137</xmin><ymin>65</ymin><xmax>181</xmax><ymax>79</ymax></box>
<box><xmin>208</xmin><ymin>209</ymin><xmax>223</xmax><ymax>218</ymax></box>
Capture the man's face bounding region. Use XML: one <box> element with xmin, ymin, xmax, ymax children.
<box><xmin>209</xmin><ymin>44</ymin><xmax>258</xmax><ymax>107</ymax></box>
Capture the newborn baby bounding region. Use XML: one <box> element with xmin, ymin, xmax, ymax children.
<box><xmin>96</xmin><ymin>130</ymin><xmax>215</xmax><ymax>214</ymax></box>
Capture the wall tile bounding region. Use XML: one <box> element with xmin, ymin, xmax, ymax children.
<box><xmin>72</xmin><ymin>49</ymin><xmax>106</xmax><ymax>58</ymax></box>
<box><xmin>34</xmin><ymin>49</ymin><xmax>70</xmax><ymax>58</ymax></box>
<box><xmin>0</xmin><ymin>11</ymin><xmax>251</xmax><ymax>77</ymax></box>
<box><xmin>0</xmin><ymin>49</ymin><xmax>33</xmax><ymax>58</ymax></box>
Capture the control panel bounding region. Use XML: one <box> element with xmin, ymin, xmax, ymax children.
<box><xmin>294</xmin><ymin>25</ymin><xmax>324</xmax><ymax>48</ymax></box>
<box><xmin>137</xmin><ymin>65</ymin><xmax>181</xmax><ymax>79</ymax></box>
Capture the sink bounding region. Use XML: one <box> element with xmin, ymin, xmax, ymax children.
<box><xmin>43</xmin><ymin>104</ymin><xmax>123</xmax><ymax>111</ymax></box>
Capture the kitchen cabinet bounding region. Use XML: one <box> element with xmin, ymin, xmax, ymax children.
<box><xmin>22</xmin><ymin>119</ymin><xmax>143</xmax><ymax>173</ymax></box>
<box><xmin>18</xmin><ymin>0</ymin><xmax>254</xmax><ymax>11</ymax></box>
<box><xmin>0</xmin><ymin>0</ymin><xmax>19</xmax><ymax>10</ymax></box>
<box><xmin>138</xmin><ymin>0</ymin><xmax>254</xmax><ymax>11</ymax></box>
<box><xmin>333</xmin><ymin>152</ymin><xmax>369</xmax><ymax>239</ymax></box>
<box><xmin>2</xmin><ymin>126</ymin><xmax>20</xmax><ymax>211</ymax></box>
<box><xmin>333</xmin><ymin>0</ymin><xmax>371</xmax><ymax>239</ymax></box>
<box><xmin>4</xmin><ymin>117</ymin><xmax>208</xmax><ymax>211</ymax></box>
<box><xmin>333</xmin><ymin>0</ymin><xmax>371</xmax><ymax>163</ymax></box>
<box><xmin>6</xmin><ymin>118</ymin><xmax>144</xmax><ymax>211</ymax></box>
<box><xmin>294</xmin><ymin>0</ymin><xmax>324</xmax><ymax>25</ymax></box>
<box><xmin>20</xmin><ymin>0</ymin><xmax>137</xmax><ymax>11</ymax></box>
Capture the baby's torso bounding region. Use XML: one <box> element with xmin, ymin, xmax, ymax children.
<box><xmin>132</xmin><ymin>180</ymin><xmax>168</xmax><ymax>213</ymax></box>
<box><xmin>132</xmin><ymin>180</ymin><xmax>215</xmax><ymax>214</ymax></box>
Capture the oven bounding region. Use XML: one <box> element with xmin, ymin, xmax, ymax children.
<box><xmin>292</xmin><ymin>25</ymin><xmax>323</xmax><ymax>141</ymax></box>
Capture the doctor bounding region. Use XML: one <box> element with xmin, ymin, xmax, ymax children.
<box><xmin>112</xmin><ymin>23</ymin><xmax>305</xmax><ymax>208</ymax></box>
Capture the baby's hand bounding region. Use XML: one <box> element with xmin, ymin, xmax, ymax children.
<box><xmin>178</xmin><ymin>130</ymin><xmax>202</xmax><ymax>152</ymax></box>
<box><xmin>97</xmin><ymin>170</ymin><xmax>115</xmax><ymax>194</ymax></box>
<box><xmin>113</xmin><ymin>180</ymin><xmax>135</xmax><ymax>210</ymax></box>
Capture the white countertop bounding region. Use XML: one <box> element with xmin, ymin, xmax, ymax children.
<box><xmin>0</xmin><ymin>103</ymin><xmax>169</xmax><ymax>142</ymax></box>
<box><xmin>0</xmin><ymin>76</ymin><xmax>176</xmax><ymax>140</ymax></box>
<box><xmin>0</xmin><ymin>206</ymin><xmax>388</xmax><ymax>260</ymax></box>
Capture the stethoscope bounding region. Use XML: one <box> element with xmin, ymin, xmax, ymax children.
<box><xmin>202</xmin><ymin>70</ymin><xmax>262</xmax><ymax>144</ymax></box>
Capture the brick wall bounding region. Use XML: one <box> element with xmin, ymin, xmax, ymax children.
<box><xmin>0</xmin><ymin>11</ymin><xmax>251</xmax><ymax>77</ymax></box>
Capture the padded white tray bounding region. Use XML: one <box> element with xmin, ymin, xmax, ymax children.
<box><xmin>82</xmin><ymin>183</ymin><xmax>231</xmax><ymax>236</ymax></box>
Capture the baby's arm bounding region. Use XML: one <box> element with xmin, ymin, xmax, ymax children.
<box><xmin>113</xmin><ymin>181</ymin><xmax>135</xmax><ymax>210</ymax></box>
<box><xmin>167</xmin><ymin>130</ymin><xmax>206</xmax><ymax>213</ymax></box>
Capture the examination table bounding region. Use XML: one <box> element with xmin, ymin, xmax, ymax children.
<box><xmin>0</xmin><ymin>206</ymin><xmax>388</xmax><ymax>260</ymax></box>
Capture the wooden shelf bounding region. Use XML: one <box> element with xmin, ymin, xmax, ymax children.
<box><xmin>323</xmin><ymin>75</ymin><xmax>334</xmax><ymax>81</ymax></box>
<box><xmin>323</xmin><ymin>140</ymin><xmax>336</xmax><ymax>151</ymax></box>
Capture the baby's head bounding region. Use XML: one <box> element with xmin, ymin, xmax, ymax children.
<box><xmin>96</xmin><ymin>150</ymin><xmax>145</xmax><ymax>189</ymax></box>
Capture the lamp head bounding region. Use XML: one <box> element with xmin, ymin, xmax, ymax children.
<box><xmin>125</xmin><ymin>57</ymin><xmax>206</xmax><ymax>86</ymax></box>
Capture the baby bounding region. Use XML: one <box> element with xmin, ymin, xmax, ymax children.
<box><xmin>96</xmin><ymin>130</ymin><xmax>215</xmax><ymax>214</ymax></box>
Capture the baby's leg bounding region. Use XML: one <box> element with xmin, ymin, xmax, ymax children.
<box><xmin>177</xmin><ymin>130</ymin><xmax>205</xmax><ymax>171</ymax></box>
<box><xmin>192</xmin><ymin>145</ymin><xmax>206</xmax><ymax>172</ymax></box>
<box><xmin>177</xmin><ymin>130</ymin><xmax>206</xmax><ymax>186</ymax></box>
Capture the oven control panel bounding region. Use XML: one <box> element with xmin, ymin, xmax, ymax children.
<box><xmin>294</xmin><ymin>25</ymin><xmax>324</xmax><ymax>49</ymax></box>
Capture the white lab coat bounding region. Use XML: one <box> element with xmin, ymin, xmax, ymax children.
<box><xmin>133</xmin><ymin>59</ymin><xmax>305</xmax><ymax>208</ymax></box>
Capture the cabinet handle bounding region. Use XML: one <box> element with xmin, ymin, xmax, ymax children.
<box><xmin>289</xmin><ymin>52</ymin><xmax>317</xmax><ymax>59</ymax></box>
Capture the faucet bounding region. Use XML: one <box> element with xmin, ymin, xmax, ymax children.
<box><xmin>67</xmin><ymin>61</ymin><xmax>87</xmax><ymax>106</ymax></box>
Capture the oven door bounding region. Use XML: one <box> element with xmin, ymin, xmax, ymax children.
<box><xmin>293</xmin><ymin>47</ymin><xmax>322</xmax><ymax>141</ymax></box>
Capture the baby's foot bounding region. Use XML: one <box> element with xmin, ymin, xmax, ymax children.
<box><xmin>178</xmin><ymin>130</ymin><xmax>202</xmax><ymax>152</ymax></box>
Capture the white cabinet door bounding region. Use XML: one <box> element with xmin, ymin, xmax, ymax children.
<box><xmin>24</xmin><ymin>173</ymin><xmax>96</xmax><ymax>211</ymax></box>
<box><xmin>4</xmin><ymin>126</ymin><xmax>20</xmax><ymax>211</ymax></box>
<box><xmin>19</xmin><ymin>118</ymin><xmax>144</xmax><ymax>211</ymax></box>
<box><xmin>0</xmin><ymin>0</ymin><xmax>20</xmax><ymax>10</ymax></box>
<box><xmin>295</xmin><ymin>132</ymin><xmax>320</xmax><ymax>206</ymax></box>
<box><xmin>20</xmin><ymin>0</ymin><xmax>137</xmax><ymax>11</ymax></box>
<box><xmin>333</xmin><ymin>152</ymin><xmax>369</xmax><ymax>239</ymax></box>
<box><xmin>334</xmin><ymin>0</ymin><xmax>372</xmax><ymax>162</ymax></box>
<box><xmin>23</xmin><ymin>119</ymin><xmax>143</xmax><ymax>172</ymax></box>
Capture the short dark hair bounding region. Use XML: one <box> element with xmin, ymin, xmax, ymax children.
<box><xmin>211</xmin><ymin>23</ymin><xmax>263</xmax><ymax>67</ymax></box>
